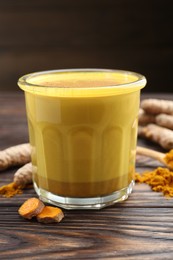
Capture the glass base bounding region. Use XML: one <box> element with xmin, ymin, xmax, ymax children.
<box><xmin>33</xmin><ymin>181</ymin><xmax>134</xmax><ymax>210</ymax></box>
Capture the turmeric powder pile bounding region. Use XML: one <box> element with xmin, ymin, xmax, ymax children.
<box><xmin>135</xmin><ymin>167</ymin><xmax>173</xmax><ymax>197</ymax></box>
<box><xmin>0</xmin><ymin>182</ymin><xmax>23</xmax><ymax>197</ymax></box>
<box><xmin>0</xmin><ymin>182</ymin><xmax>33</xmax><ymax>198</ymax></box>
<box><xmin>164</xmin><ymin>149</ymin><xmax>173</xmax><ymax>169</ymax></box>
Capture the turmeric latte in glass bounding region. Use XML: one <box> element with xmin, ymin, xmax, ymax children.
<box><xmin>18</xmin><ymin>69</ymin><xmax>146</xmax><ymax>209</ymax></box>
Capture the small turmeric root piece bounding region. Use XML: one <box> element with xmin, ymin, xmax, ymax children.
<box><xmin>141</xmin><ymin>99</ymin><xmax>173</xmax><ymax>115</ymax></box>
<box><xmin>18</xmin><ymin>197</ymin><xmax>45</xmax><ymax>219</ymax></box>
<box><xmin>156</xmin><ymin>114</ymin><xmax>173</xmax><ymax>130</ymax></box>
<box><xmin>37</xmin><ymin>206</ymin><xmax>64</xmax><ymax>223</ymax></box>
<box><xmin>0</xmin><ymin>143</ymin><xmax>31</xmax><ymax>171</ymax></box>
<box><xmin>14</xmin><ymin>162</ymin><xmax>33</xmax><ymax>186</ymax></box>
<box><xmin>138</xmin><ymin>124</ymin><xmax>173</xmax><ymax>150</ymax></box>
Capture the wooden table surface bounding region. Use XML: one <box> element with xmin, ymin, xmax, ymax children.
<box><xmin>0</xmin><ymin>92</ymin><xmax>173</xmax><ymax>260</ymax></box>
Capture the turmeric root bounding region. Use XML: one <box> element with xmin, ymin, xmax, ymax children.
<box><xmin>18</xmin><ymin>197</ymin><xmax>45</xmax><ymax>219</ymax></box>
<box><xmin>138</xmin><ymin>108</ymin><xmax>156</xmax><ymax>125</ymax></box>
<box><xmin>0</xmin><ymin>163</ymin><xmax>33</xmax><ymax>197</ymax></box>
<box><xmin>141</xmin><ymin>99</ymin><xmax>173</xmax><ymax>115</ymax></box>
<box><xmin>37</xmin><ymin>206</ymin><xmax>64</xmax><ymax>223</ymax></box>
<box><xmin>138</xmin><ymin>124</ymin><xmax>173</xmax><ymax>150</ymax></box>
<box><xmin>156</xmin><ymin>114</ymin><xmax>173</xmax><ymax>130</ymax></box>
<box><xmin>14</xmin><ymin>162</ymin><xmax>32</xmax><ymax>186</ymax></box>
<box><xmin>18</xmin><ymin>198</ymin><xmax>64</xmax><ymax>223</ymax></box>
<box><xmin>0</xmin><ymin>143</ymin><xmax>31</xmax><ymax>171</ymax></box>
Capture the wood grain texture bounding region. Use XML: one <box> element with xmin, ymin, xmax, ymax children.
<box><xmin>0</xmin><ymin>0</ymin><xmax>172</xmax><ymax>92</ymax></box>
<box><xmin>0</xmin><ymin>93</ymin><xmax>173</xmax><ymax>259</ymax></box>
<box><xmin>1</xmin><ymin>207</ymin><xmax>173</xmax><ymax>259</ymax></box>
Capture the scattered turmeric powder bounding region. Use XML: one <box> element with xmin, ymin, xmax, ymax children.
<box><xmin>18</xmin><ymin>197</ymin><xmax>45</xmax><ymax>219</ymax></box>
<box><xmin>0</xmin><ymin>162</ymin><xmax>33</xmax><ymax>198</ymax></box>
<box><xmin>0</xmin><ymin>182</ymin><xmax>23</xmax><ymax>197</ymax></box>
<box><xmin>164</xmin><ymin>150</ymin><xmax>173</xmax><ymax>170</ymax></box>
<box><xmin>37</xmin><ymin>206</ymin><xmax>64</xmax><ymax>223</ymax></box>
<box><xmin>135</xmin><ymin>167</ymin><xmax>173</xmax><ymax>197</ymax></box>
<box><xmin>0</xmin><ymin>143</ymin><xmax>31</xmax><ymax>171</ymax></box>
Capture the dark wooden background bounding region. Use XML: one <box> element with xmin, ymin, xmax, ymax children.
<box><xmin>0</xmin><ymin>0</ymin><xmax>172</xmax><ymax>92</ymax></box>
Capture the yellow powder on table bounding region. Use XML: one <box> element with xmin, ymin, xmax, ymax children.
<box><xmin>0</xmin><ymin>182</ymin><xmax>23</xmax><ymax>197</ymax></box>
<box><xmin>164</xmin><ymin>149</ymin><xmax>173</xmax><ymax>169</ymax></box>
<box><xmin>135</xmin><ymin>167</ymin><xmax>173</xmax><ymax>197</ymax></box>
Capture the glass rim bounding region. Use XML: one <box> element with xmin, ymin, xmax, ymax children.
<box><xmin>18</xmin><ymin>68</ymin><xmax>146</xmax><ymax>97</ymax></box>
<box><xmin>18</xmin><ymin>68</ymin><xmax>145</xmax><ymax>87</ymax></box>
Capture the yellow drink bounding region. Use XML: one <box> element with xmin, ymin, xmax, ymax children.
<box><xmin>18</xmin><ymin>69</ymin><xmax>146</xmax><ymax>209</ymax></box>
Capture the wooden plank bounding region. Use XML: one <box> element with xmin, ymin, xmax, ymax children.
<box><xmin>0</xmin><ymin>207</ymin><xmax>173</xmax><ymax>259</ymax></box>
